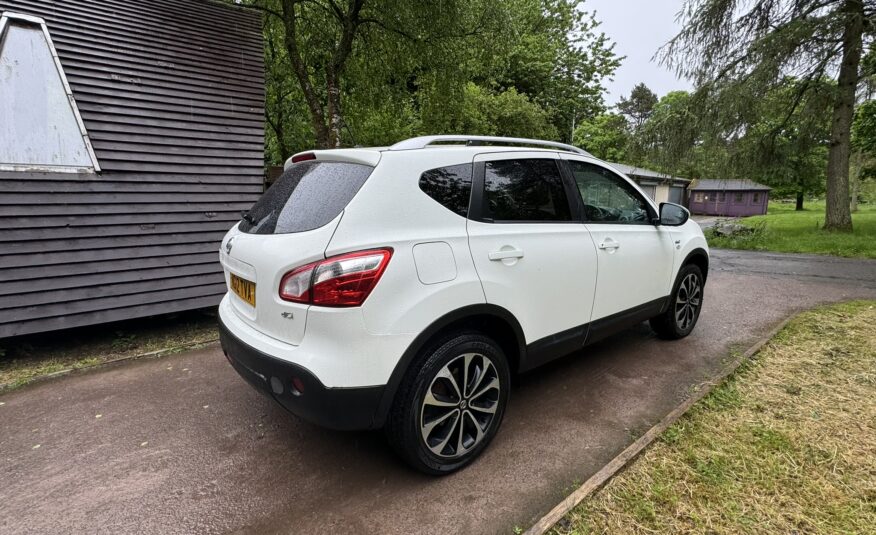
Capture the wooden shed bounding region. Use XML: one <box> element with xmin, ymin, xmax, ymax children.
<box><xmin>0</xmin><ymin>0</ymin><xmax>264</xmax><ymax>338</ymax></box>
<box><xmin>689</xmin><ymin>179</ymin><xmax>771</xmax><ymax>217</ymax></box>
<box><xmin>608</xmin><ymin>162</ymin><xmax>690</xmax><ymax>205</ymax></box>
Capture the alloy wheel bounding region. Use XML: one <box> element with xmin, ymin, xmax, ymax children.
<box><xmin>419</xmin><ymin>353</ymin><xmax>500</xmax><ymax>458</ymax></box>
<box><xmin>675</xmin><ymin>272</ymin><xmax>702</xmax><ymax>331</ymax></box>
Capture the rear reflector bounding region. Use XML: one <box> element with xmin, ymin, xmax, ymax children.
<box><xmin>279</xmin><ymin>248</ymin><xmax>392</xmax><ymax>307</ymax></box>
<box><xmin>290</xmin><ymin>152</ymin><xmax>316</xmax><ymax>163</ymax></box>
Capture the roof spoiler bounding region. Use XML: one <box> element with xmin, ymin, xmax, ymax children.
<box><xmin>388</xmin><ymin>135</ymin><xmax>592</xmax><ymax>157</ymax></box>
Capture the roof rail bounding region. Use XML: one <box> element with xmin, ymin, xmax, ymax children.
<box><xmin>388</xmin><ymin>135</ymin><xmax>592</xmax><ymax>157</ymax></box>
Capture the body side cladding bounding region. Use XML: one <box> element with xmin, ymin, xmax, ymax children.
<box><xmin>519</xmin><ymin>296</ymin><xmax>668</xmax><ymax>372</ymax></box>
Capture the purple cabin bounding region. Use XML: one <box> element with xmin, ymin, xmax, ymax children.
<box><xmin>688</xmin><ymin>179</ymin><xmax>771</xmax><ymax>217</ymax></box>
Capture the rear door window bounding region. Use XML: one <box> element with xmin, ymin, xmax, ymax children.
<box><xmin>419</xmin><ymin>163</ymin><xmax>472</xmax><ymax>217</ymax></box>
<box><xmin>482</xmin><ymin>159</ymin><xmax>572</xmax><ymax>222</ymax></box>
<box><xmin>239</xmin><ymin>161</ymin><xmax>373</xmax><ymax>234</ymax></box>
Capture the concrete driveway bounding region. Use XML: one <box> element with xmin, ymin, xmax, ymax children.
<box><xmin>1</xmin><ymin>250</ymin><xmax>874</xmax><ymax>535</ymax></box>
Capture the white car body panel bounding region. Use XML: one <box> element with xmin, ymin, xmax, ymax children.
<box><xmin>467</xmin><ymin>151</ymin><xmax>598</xmax><ymax>344</ymax></box>
<box><xmin>219</xmin><ymin>142</ymin><xmax>708</xmax><ymax>392</ymax></box>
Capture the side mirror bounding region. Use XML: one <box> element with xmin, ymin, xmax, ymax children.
<box><xmin>658</xmin><ymin>202</ymin><xmax>689</xmax><ymax>226</ymax></box>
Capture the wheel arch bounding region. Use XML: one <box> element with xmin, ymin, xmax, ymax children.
<box><xmin>372</xmin><ymin>304</ymin><xmax>525</xmax><ymax>428</ymax></box>
<box><xmin>681</xmin><ymin>247</ymin><xmax>709</xmax><ymax>282</ymax></box>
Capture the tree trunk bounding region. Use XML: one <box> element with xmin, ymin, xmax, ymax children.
<box><xmin>280</xmin><ymin>2</ymin><xmax>330</xmax><ymax>148</ymax></box>
<box><xmin>824</xmin><ymin>0</ymin><xmax>863</xmax><ymax>231</ymax></box>
<box><xmin>326</xmin><ymin>67</ymin><xmax>343</xmax><ymax>148</ymax></box>
<box><xmin>796</xmin><ymin>191</ymin><xmax>804</xmax><ymax>211</ymax></box>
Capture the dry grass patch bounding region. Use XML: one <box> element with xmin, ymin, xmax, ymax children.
<box><xmin>0</xmin><ymin>310</ymin><xmax>218</xmax><ymax>391</ymax></box>
<box><xmin>553</xmin><ymin>301</ymin><xmax>876</xmax><ymax>535</ymax></box>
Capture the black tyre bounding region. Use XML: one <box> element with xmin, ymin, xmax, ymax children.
<box><xmin>650</xmin><ymin>264</ymin><xmax>704</xmax><ymax>340</ymax></box>
<box><xmin>385</xmin><ymin>332</ymin><xmax>511</xmax><ymax>475</ymax></box>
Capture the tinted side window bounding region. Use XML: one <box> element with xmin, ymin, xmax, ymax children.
<box><xmin>483</xmin><ymin>159</ymin><xmax>572</xmax><ymax>222</ymax></box>
<box><xmin>239</xmin><ymin>161</ymin><xmax>373</xmax><ymax>234</ymax></box>
<box><xmin>419</xmin><ymin>163</ymin><xmax>472</xmax><ymax>217</ymax></box>
<box><xmin>567</xmin><ymin>161</ymin><xmax>651</xmax><ymax>224</ymax></box>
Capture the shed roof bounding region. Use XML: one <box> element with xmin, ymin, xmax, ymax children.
<box><xmin>690</xmin><ymin>179</ymin><xmax>772</xmax><ymax>191</ymax></box>
<box><xmin>609</xmin><ymin>162</ymin><xmax>690</xmax><ymax>184</ymax></box>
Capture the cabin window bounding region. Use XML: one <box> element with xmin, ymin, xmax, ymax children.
<box><xmin>693</xmin><ymin>192</ymin><xmax>704</xmax><ymax>203</ymax></box>
<box><xmin>717</xmin><ymin>192</ymin><xmax>726</xmax><ymax>202</ymax></box>
<box><xmin>734</xmin><ymin>192</ymin><xmax>744</xmax><ymax>203</ymax></box>
<box><xmin>0</xmin><ymin>13</ymin><xmax>100</xmax><ymax>172</ymax></box>
<box><xmin>752</xmin><ymin>192</ymin><xmax>761</xmax><ymax>203</ymax></box>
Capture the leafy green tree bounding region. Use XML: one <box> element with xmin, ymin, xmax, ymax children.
<box><xmin>617</xmin><ymin>83</ymin><xmax>658</xmax><ymax>130</ymax></box>
<box><xmin>737</xmin><ymin>79</ymin><xmax>832</xmax><ymax>210</ymax></box>
<box><xmin>662</xmin><ymin>0</ymin><xmax>876</xmax><ymax>231</ymax></box>
<box><xmin>638</xmin><ymin>91</ymin><xmax>709</xmax><ymax>176</ymax></box>
<box><xmin>490</xmin><ymin>1</ymin><xmax>621</xmax><ymax>142</ymax></box>
<box><xmin>572</xmin><ymin>113</ymin><xmax>629</xmax><ymax>161</ymax></box>
<box><xmin>453</xmin><ymin>83</ymin><xmax>558</xmax><ymax>139</ymax></box>
<box><xmin>251</xmin><ymin>0</ymin><xmax>621</xmax><ymax>162</ymax></box>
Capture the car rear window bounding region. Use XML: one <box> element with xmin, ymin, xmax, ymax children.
<box><xmin>239</xmin><ymin>161</ymin><xmax>373</xmax><ymax>234</ymax></box>
<box><xmin>419</xmin><ymin>163</ymin><xmax>472</xmax><ymax>217</ymax></box>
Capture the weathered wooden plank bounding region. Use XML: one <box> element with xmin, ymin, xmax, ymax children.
<box><xmin>0</xmin><ymin>191</ymin><xmax>259</xmax><ymax>205</ymax></box>
<box><xmin>86</xmin><ymin>132</ymin><xmax>265</xmax><ymax>152</ymax></box>
<box><xmin>0</xmin><ymin>179</ymin><xmax>263</xmax><ymax>194</ymax></box>
<box><xmin>6</xmin><ymin>0</ymin><xmax>263</xmax><ymax>56</ymax></box>
<box><xmin>77</xmin><ymin>111</ymin><xmax>264</xmax><ymax>137</ymax></box>
<box><xmin>80</xmin><ymin>120</ymin><xmax>264</xmax><ymax>144</ymax></box>
<box><xmin>0</xmin><ymin>282</ymin><xmax>228</xmax><ymax>323</ymax></box>
<box><xmin>71</xmin><ymin>92</ymin><xmax>264</xmax><ymax>125</ymax></box>
<box><xmin>0</xmin><ymin>171</ymin><xmax>264</xmax><ymax>185</ymax></box>
<box><xmin>0</xmin><ymin>202</ymin><xmax>255</xmax><ymax>217</ymax></box>
<box><xmin>0</xmin><ymin>252</ymin><xmax>219</xmax><ymax>282</ymax></box>
<box><xmin>0</xmin><ymin>262</ymin><xmax>221</xmax><ymax>296</ymax></box>
<box><xmin>51</xmin><ymin>28</ymin><xmax>264</xmax><ymax>78</ymax></box>
<box><xmin>75</xmin><ymin>102</ymin><xmax>264</xmax><ymax>130</ymax></box>
<box><xmin>0</xmin><ymin>221</ymin><xmax>236</xmax><ymax>243</ymax></box>
<box><xmin>66</xmin><ymin>75</ymin><xmax>264</xmax><ymax>109</ymax></box>
<box><xmin>53</xmin><ymin>39</ymin><xmax>264</xmax><ymax>84</ymax></box>
<box><xmin>60</xmin><ymin>57</ymin><xmax>264</xmax><ymax>99</ymax></box>
<box><xmin>0</xmin><ymin>272</ymin><xmax>226</xmax><ymax>310</ymax></box>
<box><xmin>0</xmin><ymin>212</ymin><xmax>242</xmax><ymax>230</ymax></box>
<box><xmin>0</xmin><ymin>230</ymin><xmax>228</xmax><ymax>255</ymax></box>
<box><xmin>0</xmin><ymin>294</ymin><xmax>224</xmax><ymax>338</ymax></box>
<box><xmin>0</xmin><ymin>242</ymin><xmax>222</xmax><ymax>269</ymax></box>
<box><xmin>51</xmin><ymin>44</ymin><xmax>259</xmax><ymax>86</ymax></box>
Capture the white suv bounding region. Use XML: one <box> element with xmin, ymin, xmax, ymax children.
<box><xmin>218</xmin><ymin>135</ymin><xmax>708</xmax><ymax>474</ymax></box>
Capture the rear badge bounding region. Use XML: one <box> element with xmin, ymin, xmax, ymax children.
<box><xmin>281</xmin><ymin>312</ymin><xmax>294</xmax><ymax>320</ymax></box>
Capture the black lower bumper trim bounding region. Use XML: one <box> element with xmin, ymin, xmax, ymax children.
<box><xmin>219</xmin><ymin>318</ymin><xmax>384</xmax><ymax>431</ymax></box>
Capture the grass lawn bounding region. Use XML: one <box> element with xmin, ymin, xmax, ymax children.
<box><xmin>705</xmin><ymin>201</ymin><xmax>876</xmax><ymax>258</ymax></box>
<box><xmin>0</xmin><ymin>310</ymin><xmax>218</xmax><ymax>391</ymax></box>
<box><xmin>552</xmin><ymin>300</ymin><xmax>876</xmax><ymax>535</ymax></box>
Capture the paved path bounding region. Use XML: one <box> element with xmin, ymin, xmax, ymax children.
<box><xmin>1</xmin><ymin>250</ymin><xmax>874</xmax><ymax>535</ymax></box>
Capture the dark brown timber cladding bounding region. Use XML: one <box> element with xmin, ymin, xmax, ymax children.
<box><xmin>0</xmin><ymin>0</ymin><xmax>264</xmax><ymax>337</ymax></box>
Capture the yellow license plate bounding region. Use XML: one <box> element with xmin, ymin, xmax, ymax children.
<box><xmin>230</xmin><ymin>274</ymin><xmax>256</xmax><ymax>306</ymax></box>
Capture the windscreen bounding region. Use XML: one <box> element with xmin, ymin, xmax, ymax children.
<box><xmin>239</xmin><ymin>161</ymin><xmax>373</xmax><ymax>234</ymax></box>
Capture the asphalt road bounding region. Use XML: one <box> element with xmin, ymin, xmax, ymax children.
<box><xmin>1</xmin><ymin>250</ymin><xmax>874</xmax><ymax>535</ymax></box>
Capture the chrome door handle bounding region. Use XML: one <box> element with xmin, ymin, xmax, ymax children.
<box><xmin>489</xmin><ymin>248</ymin><xmax>524</xmax><ymax>261</ymax></box>
<box><xmin>598</xmin><ymin>241</ymin><xmax>620</xmax><ymax>250</ymax></box>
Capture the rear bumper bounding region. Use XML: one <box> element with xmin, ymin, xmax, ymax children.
<box><xmin>219</xmin><ymin>318</ymin><xmax>385</xmax><ymax>431</ymax></box>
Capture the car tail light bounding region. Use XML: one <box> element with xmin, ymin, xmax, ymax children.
<box><xmin>278</xmin><ymin>263</ymin><xmax>315</xmax><ymax>303</ymax></box>
<box><xmin>278</xmin><ymin>248</ymin><xmax>392</xmax><ymax>307</ymax></box>
<box><xmin>290</xmin><ymin>152</ymin><xmax>316</xmax><ymax>163</ymax></box>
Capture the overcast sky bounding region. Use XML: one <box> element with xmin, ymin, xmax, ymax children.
<box><xmin>586</xmin><ymin>0</ymin><xmax>692</xmax><ymax>106</ymax></box>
